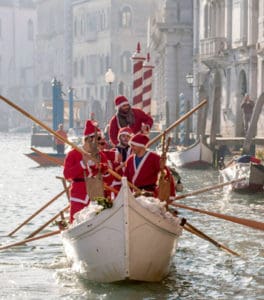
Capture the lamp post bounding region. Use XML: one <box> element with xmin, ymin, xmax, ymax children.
<box><xmin>185</xmin><ymin>72</ymin><xmax>194</xmax><ymax>87</ymax></box>
<box><xmin>105</xmin><ymin>68</ymin><xmax>115</xmax><ymax>86</ymax></box>
<box><xmin>186</xmin><ymin>72</ymin><xmax>203</xmax><ymax>142</ymax></box>
<box><xmin>185</xmin><ymin>72</ymin><xmax>195</xmax><ymax>144</ymax></box>
<box><xmin>105</xmin><ymin>68</ymin><xmax>115</xmax><ymax>123</ymax></box>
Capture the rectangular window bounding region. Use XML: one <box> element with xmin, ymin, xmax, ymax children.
<box><xmin>232</xmin><ymin>1</ymin><xmax>241</xmax><ymax>42</ymax></box>
<box><xmin>100</xmin><ymin>86</ymin><xmax>104</xmax><ymax>99</ymax></box>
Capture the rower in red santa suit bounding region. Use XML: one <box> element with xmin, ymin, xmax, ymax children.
<box><xmin>103</xmin><ymin>126</ymin><xmax>134</xmax><ymax>192</ymax></box>
<box><xmin>107</xmin><ymin>126</ymin><xmax>133</xmax><ymax>165</ymax></box>
<box><xmin>124</xmin><ymin>133</ymin><xmax>176</xmax><ymax>202</ymax></box>
<box><xmin>63</xmin><ymin>120</ymin><xmax>112</xmax><ymax>223</ymax></box>
<box><xmin>109</xmin><ymin>95</ymin><xmax>153</xmax><ymax>146</ymax></box>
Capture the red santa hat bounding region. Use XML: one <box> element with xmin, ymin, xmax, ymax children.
<box><xmin>83</xmin><ymin>119</ymin><xmax>101</xmax><ymax>137</ymax></box>
<box><xmin>129</xmin><ymin>133</ymin><xmax>149</xmax><ymax>148</ymax></box>
<box><xmin>114</xmin><ymin>95</ymin><xmax>129</xmax><ymax>109</ymax></box>
<box><xmin>118</xmin><ymin>126</ymin><xmax>133</xmax><ymax>138</ymax></box>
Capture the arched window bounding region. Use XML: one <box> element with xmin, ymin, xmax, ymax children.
<box><xmin>81</xmin><ymin>15</ymin><xmax>85</xmax><ymax>36</ymax></box>
<box><xmin>105</xmin><ymin>55</ymin><xmax>110</xmax><ymax>69</ymax></box>
<box><xmin>121</xmin><ymin>51</ymin><xmax>131</xmax><ymax>73</ymax></box>
<box><xmin>74</xmin><ymin>60</ymin><xmax>78</xmax><ymax>78</ymax></box>
<box><xmin>121</xmin><ymin>7</ymin><xmax>132</xmax><ymax>28</ymax></box>
<box><xmin>102</xmin><ymin>11</ymin><xmax>106</xmax><ymax>30</ymax></box>
<box><xmin>204</xmin><ymin>3</ymin><xmax>209</xmax><ymax>38</ymax></box>
<box><xmin>176</xmin><ymin>2</ymin><xmax>181</xmax><ymax>22</ymax></box>
<box><xmin>100</xmin><ymin>55</ymin><xmax>104</xmax><ymax>75</ymax></box>
<box><xmin>27</xmin><ymin>19</ymin><xmax>34</xmax><ymax>40</ymax></box>
<box><xmin>74</xmin><ymin>18</ymin><xmax>78</xmax><ymax>37</ymax></box>
<box><xmin>80</xmin><ymin>58</ymin><xmax>85</xmax><ymax>77</ymax></box>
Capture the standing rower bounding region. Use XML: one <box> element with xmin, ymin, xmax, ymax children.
<box><xmin>109</xmin><ymin>95</ymin><xmax>153</xmax><ymax>146</ymax></box>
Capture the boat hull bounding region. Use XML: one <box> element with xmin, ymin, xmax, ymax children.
<box><xmin>61</xmin><ymin>178</ymin><xmax>182</xmax><ymax>282</ymax></box>
<box><xmin>220</xmin><ymin>162</ymin><xmax>264</xmax><ymax>193</ymax></box>
<box><xmin>24</xmin><ymin>152</ymin><xmax>65</xmax><ymax>166</ymax></box>
<box><xmin>167</xmin><ymin>140</ymin><xmax>213</xmax><ymax>168</ymax></box>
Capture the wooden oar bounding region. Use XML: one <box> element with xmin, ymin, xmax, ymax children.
<box><xmin>0</xmin><ymin>95</ymin><xmax>135</xmax><ymax>191</ymax></box>
<box><xmin>56</xmin><ymin>176</ymin><xmax>70</xmax><ymax>201</ymax></box>
<box><xmin>26</xmin><ymin>205</ymin><xmax>70</xmax><ymax>239</ymax></box>
<box><xmin>180</xmin><ymin>219</ymin><xmax>240</xmax><ymax>256</ymax></box>
<box><xmin>171</xmin><ymin>203</ymin><xmax>264</xmax><ymax>231</ymax></box>
<box><xmin>31</xmin><ymin>147</ymin><xmax>64</xmax><ymax>166</ymax></box>
<box><xmin>147</xmin><ymin>98</ymin><xmax>207</xmax><ymax>148</ymax></box>
<box><xmin>174</xmin><ymin>177</ymin><xmax>246</xmax><ymax>200</ymax></box>
<box><xmin>0</xmin><ymin>230</ymin><xmax>61</xmax><ymax>251</ymax></box>
<box><xmin>7</xmin><ymin>188</ymin><xmax>69</xmax><ymax>236</ymax></box>
<box><xmin>0</xmin><ymin>94</ymin><xmax>91</xmax><ymax>157</ymax></box>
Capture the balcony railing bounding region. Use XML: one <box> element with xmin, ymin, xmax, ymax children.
<box><xmin>200</xmin><ymin>37</ymin><xmax>227</xmax><ymax>59</ymax></box>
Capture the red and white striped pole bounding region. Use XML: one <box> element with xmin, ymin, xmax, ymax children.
<box><xmin>142</xmin><ymin>53</ymin><xmax>154</xmax><ymax>114</ymax></box>
<box><xmin>131</xmin><ymin>42</ymin><xmax>145</xmax><ymax>109</ymax></box>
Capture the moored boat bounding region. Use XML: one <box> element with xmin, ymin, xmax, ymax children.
<box><xmin>24</xmin><ymin>152</ymin><xmax>65</xmax><ymax>167</ymax></box>
<box><xmin>166</xmin><ymin>139</ymin><xmax>213</xmax><ymax>168</ymax></box>
<box><xmin>61</xmin><ymin>177</ymin><xmax>182</xmax><ymax>283</ymax></box>
<box><xmin>219</xmin><ymin>157</ymin><xmax>264</xmax><ymax>193</ymax></box>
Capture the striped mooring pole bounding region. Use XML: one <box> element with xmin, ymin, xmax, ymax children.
<box><xmin>131</xmin><ymin>42</ymin><xmax>145</xmax><ymax>109</ymax></box>
<box><xmin>142</xmin><ymin>53</ymin><xmax>154</xmax><ymax>115</ymax></box>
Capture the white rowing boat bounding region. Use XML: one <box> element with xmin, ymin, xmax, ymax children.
<box><xmin>220</xmin><ymin>160</ymin><xmax>264</xmax><ymax>193</ymax></box>
<box><xmin>61</xmin><ymin>177</ymin><xmax>182</xmax><ymax>283</ymax></box>
<box><xmin>166</xmin><ymin>139</ymin><xmax>213</xmax><ymax>168</ymax></box>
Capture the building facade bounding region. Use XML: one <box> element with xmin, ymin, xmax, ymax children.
<box><xmin>195</xmin><ymin>0</ymin><xmax>264</xmax><ymax>147</ymax></box>
<box><xmin>0</xmin><ymin>0</ymin><xmax>36</xmax><ymax>130</ymax></box>
<box><xmin>72</xmin><ymin>0</ymin><xmax>160</xmax><ymax>127</ymax></box>
<box><xmin>148</xmin><ymin>0</ymin><xmax>194</xmax><ymax>138</ymax></box>
<box><xmin>34</xmin><ymin>0</ymin><xmax>73</xmax><ymax>118</ymax></box>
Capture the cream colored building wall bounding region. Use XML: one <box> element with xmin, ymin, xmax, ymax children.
<box><xmin>197</xmin><ymin>0</ymin><xmax>264</xmax><ymax>139</ymax></box>
<box><xmin>148</xmin><ymin>0</ymin><xmax>193</xmax><ymax>131</ymax></box>
<box><xmin>72</xmin><ymin>0</ymin><xmax>160</xmax><ymax>125</ymax></box>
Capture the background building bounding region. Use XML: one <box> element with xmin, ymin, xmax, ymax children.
<box><xmin>72</xmin><ymin>0</ymin><xmax>160</xmax><ymax>128</ymax></box>
<box><xmin>148</xmin><ymin>0</ymin><xmax>193</xmax><ymax>142</ymax></box>
<box><xmin>34</xmin><ymin>0</ymin><xmax>73</xmax><ymax>127</ymax></box>
<box><xmin>194</xmin><ymin>0</ymin><xmax>264</xmax><ymax>149</ymax></box>
<box><xmin>0</xmin><ymin>0</ymin><xmax>36</xmax><ymax>130</ymax></box>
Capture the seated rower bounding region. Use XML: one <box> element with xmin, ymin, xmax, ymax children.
<box><xmin>124</xmin><ymin>133</ymin><xmax>176</xmax><ymax>205</ymax></box>
<box><xmin>101</xmin><ymin>127</ymin><xmax>133</xmax><ymax>192</ymax></box>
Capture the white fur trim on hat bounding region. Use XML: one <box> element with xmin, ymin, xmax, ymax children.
<box><xmin>129</xmin><ymin>140</ymin><xmax>146</xmax><ymax>148</ymax></box>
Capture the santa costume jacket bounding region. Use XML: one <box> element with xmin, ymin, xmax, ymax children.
<box><xmin>109</xmin><ymin>108</ymin><xmax>153</xmax><ymax>146</ymax></box>
<box><xmin>124</xmin><ymin>150</ymin><xmax>176</xmax><ymax>198</ymax></box>
<box><xmin>63</xmin><ymin>149</ymin><xmax>112</xmax><ymax>222</ymax></box>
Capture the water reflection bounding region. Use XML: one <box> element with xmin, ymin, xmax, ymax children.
<box><xmin>0</xmin><ymin>133</ymin><xmax>263</xmax><ymax>299</ymax></box>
